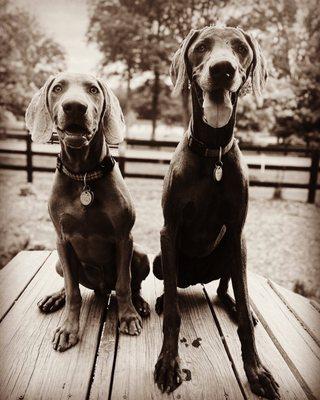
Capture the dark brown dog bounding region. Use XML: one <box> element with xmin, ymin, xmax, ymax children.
<box><xmin>153</xmin><ymin>27</ymin><xmax>280</xmax><ymax>399</ymax></box>
<box><xmin>25</xmin><ymin>73</ymin><xmax>150</xmax><ymax>352</ymax></box>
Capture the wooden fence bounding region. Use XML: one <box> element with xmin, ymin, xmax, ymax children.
<box><xmin>0</xmin><ymin>131</ymin><xmax>319</xmax><ymax>203</ymax></box>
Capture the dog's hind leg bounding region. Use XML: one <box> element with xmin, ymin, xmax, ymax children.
<box><xmin>131</xmin><ymin>244</ymin><xmax>151</xmax><ymax>318</ymax></box>
<box><xmin>217</xmin><ymin>274</ymin><xmax>258</xmax><ymax>326</ymax></box>
<box><xmin>153</xmin><ymin>253</ymin><xmax>165</xmax><ymax>315</ymax></box>
<box><xmin>37</xmin><ymin>260</ymin><xmax>66</xmax><ymax>313</ymax></box>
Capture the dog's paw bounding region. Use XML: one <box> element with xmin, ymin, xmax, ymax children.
<box><xmin>38</xmin><ymin>289</ymin><xmax>66</xmax><ymax>313</ymax></box>
<box><xmin>52</xmin><ymin>320</ymin><xmax>79</xmax><ymax>352</ymax></box>
<box><xmin>246</xmin><ymin>364</ymin><xmax>280</xmax><ymax>399</ymax></box>
<box><xmin>154</xmin><ymin>352</ymin><xmax>182</xmax><ymax>393</ymax></box>
<box><xmin>119</xmin><ymin>308</ymin><xmax>142</xmax><ymax>335</ymax></box>
<box><xmin>132</xmin><ymin>294</ymin><xmax>150</xmax><ymax>318</ymax></box>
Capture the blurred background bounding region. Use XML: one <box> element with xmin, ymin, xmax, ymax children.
<box><xmin>0</xmin><ymin>0</ymin><xmax>319</xmax><ymax>299</ymax></box>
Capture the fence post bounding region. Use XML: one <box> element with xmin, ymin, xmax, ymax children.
<box><xmin>26</xmin><ymin>132</ymin><xmax>33</xmax><ymax>183</ymax></box>
<box><xmin>307</xmin><ymin>149</ymin><xmax>319</xmax><ymax>204</ymax></box>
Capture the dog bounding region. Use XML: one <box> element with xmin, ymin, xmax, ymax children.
<box><xmin>153</xmin><ymin>26</ymin><xmax>280</xmax><ymax>399</ymax></box>
<box><xmin>25</xmin><ymin>72</ymin><xmax>150</xmax><ymax>352</ymax></box>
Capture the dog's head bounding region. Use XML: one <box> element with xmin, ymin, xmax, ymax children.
<box><xmin>25</xmin><ymin>72</ymin><xmax>125</xmax><ymax>147</ymax></box>
<box><xmin>170</xmin><ymin>26</ymin><xmax>267</xmax><ymax>128</ymax></box>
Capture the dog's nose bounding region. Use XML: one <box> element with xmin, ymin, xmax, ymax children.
<box><xmin>62</xmin><ymin>101</ymin><xmax>88</xmax><ymax>116</ymax></box>
<box><xmin>209</xmin><ymin>61</ymin><xmax>236</xmax><ymax>81</ymax></box>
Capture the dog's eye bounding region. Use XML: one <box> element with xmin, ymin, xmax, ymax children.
<box><xmin>52</xmin><ymin>84</ymin><xmax>62</xmax><ymax>93</ymax></box>
<box><xmin>89</xmin><ymin>86</ymin><xmax>99</xmax><ymax>94</ymax></box>
<box><xmin>236</xmin><ymin>44</ymin><xmax>248</xmax><ymax>55</ymax></box>
<box><xmin>196</xmin><ymin>44</ymin><xmax>207</xmax><ymax>53</ymax></box>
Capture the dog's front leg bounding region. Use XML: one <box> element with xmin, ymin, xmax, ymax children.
<box><xmin>230</xmin><ymin>231</ymin><xmax>280</xmax><ymax>399</ymax></box>
<box><xmin>155</xmin><ymin>226</ymin><xmax>182</xmax><ymax>393</ymax></box>
<box><xmin>53</xmin><ymin>239</ymin><xmax>82</xmax><ymax>352</ymax></box>
<box><xmin>116</xmin><ymin>234</ymin><xmax>142</xmax><ymax>335</ymax></box>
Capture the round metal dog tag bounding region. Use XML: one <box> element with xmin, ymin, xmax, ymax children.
<box><xmin>214</xmin><ymin>165</ymin><xmax>223</xmax><ymax>182</ymax></box>
<box><xmin>80</xmin><ymin>189</ymin><xmax>94</xmax><ymax>206</ymax></box>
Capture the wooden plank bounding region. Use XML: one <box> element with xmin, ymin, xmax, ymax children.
<box><xmin>0</xmin><ymin>250</ymin><xmax>51</xmax><ymax>321</ymax></box>
<box><xmin>0</xmin><ymin>251</ymin><xmax>106</xmax><ymax>400</ymax></box>
<box><xmin>268</xmin><ymin>279</ymin><xmax>320</xmax><ymax>347</ymax></box>
<box><xmin>248</xmin><ymin>272</ymin><xmax>320</xmax><ymax>399</ymax></box>
<box><xmin>170</xmin><ymin>285</ymin><xmax>245</xmax><ymax>400</ymax></box>
<box><xmin>205</xmin><ymin>280</ymin><xmax>309</xmax><ymax>400</ymax></box>
<box><xmin>94</xmin><ymin>269</ymin><xmax>174</xmax><ymax>400</ymax></box>
<box><xmin>88</xmin><ymin>295</ymin><xmax>118</xmax><ymax>400</ymax></box>
<box><xmin>96</xmin><ymin>265</ymin><xmax>243</xmax><ymax>399</ymax></box>
<box><xmin>311</xmin><ymin>300</ymin><xmax>320</xmax><ymax>313</ymax></box>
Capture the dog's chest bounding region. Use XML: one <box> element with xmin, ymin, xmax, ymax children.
<box><xmin>59</xmin><ymin>206</ymin><xmax>114</xmax><ymax>239</ymax></box>
<box><xmin>179</xmin><ymin>193</ymin><xmax>227</xmax><ymax>256</ymax></box>
<box><xmin>50</xmin><ymin>192</ymin><xmax>122</xmax><ymax>241</ymax></box>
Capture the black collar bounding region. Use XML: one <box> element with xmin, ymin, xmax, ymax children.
<box><xmin>56</xmin><ymin>154</ymin><xmax>115</xmax><ymax>181</ymax></box>
<box><xmin>188</xmin><ymin>131</ymin><xmax>237</xmax><ymax>158</ymax></box>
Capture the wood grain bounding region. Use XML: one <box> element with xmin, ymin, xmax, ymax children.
<box><xmin>100</xmin><ymin>271</ymin><xmax>174</xmax><ymax>400</ymax></box>
<box><xmin>0</xmin><ymin>250</ymin><xmax>51</xmax><ymax>321</ymax></box>
<box><xmin>205</xmin><ymin>279</ymin><xmax>309</xmax><ymax>400</ymax></box>
<box><xmin>268</xmin><ymin>279</ymin><xmax>320</xmax><ymax>347</ymax></box>
<box><xmin>88</xmin><ymin>294</ymin><xmax>118</xmax><ymax>400</ymax></box>
<box><xmin>169</xmin><ymin>285</ymin><xmax>244</xmax><ymax>400</ymax></box>
<box><xmin>0</xmin><ymin>251</ymin><xmax>106</xmax><ymax>400</ymax></box>
<box><xmin>248</xmin><ymin>272</ymin><xmax>320</xmax><ymax>399</ymax></box>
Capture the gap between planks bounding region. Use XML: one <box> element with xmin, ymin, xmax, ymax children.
<box><xmin>204</xmin><ymin>278</ymin><xmax>312</xmax><ymax>400</ymax></box>
<box><xmin>267</xmin><ymin>279</ymin><xmax>320</xmax><ymax>347</ymax></box>
<box><xmin>248</xmin><ymin>273</ymin><xmax>320</xmax><ymax>399</ymax></box>
<box><xmin>0</xmin><ymin>250</ymin><xmax>51</xmax><ymax>322</ymax></box>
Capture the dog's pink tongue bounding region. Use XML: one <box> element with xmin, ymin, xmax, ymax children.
<box><xmin>203</xmin><ymin>91</ymin><xmax>232</xmax><ymax>128</ymax></box>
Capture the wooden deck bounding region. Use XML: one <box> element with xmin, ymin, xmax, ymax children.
<box><xmin>0</xmin><ymin>250</ymin><xmax>319</xmax><ymax>400</ymax></box>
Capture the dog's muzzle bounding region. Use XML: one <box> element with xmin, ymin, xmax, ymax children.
<box><xmin>201</xmin><ymin>60</ymin><xmax>239</xmax><ymax>129</ymax></box>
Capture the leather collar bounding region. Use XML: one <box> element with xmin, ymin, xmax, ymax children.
<box><xmin>56</xmin><ymin>154</ymin><xmax>115</xmax><ymax>181</ymax></box>
<box><xmin>188</xmin><ymin>132</ymin><xmax>237</xmax><ymax>158</ymax></box>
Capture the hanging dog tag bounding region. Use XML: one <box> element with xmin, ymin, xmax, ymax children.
<box><xmin>80</xmin><ymin>173</ymin><xmax>94</xmax><ymax>206</ymax></box>
<box><xmin>214</xmin><ymin>164</ymin><xmax>223</xmax><ymax>182</ymax></box>
<box><xmin>213</xmin><ymin>147</ymin><xmax>223</xmax><ymax>182</ymax></box>
<box><xmin>80</xmin><ymin>189</ymin><xmax>94</xmax><ymax>206</ymax></box>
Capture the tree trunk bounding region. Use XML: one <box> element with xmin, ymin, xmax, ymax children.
<box><xmin>126</xmin><ymin>68</ymin><xmax>132</xmax><ymax>112</ymax></box>
<box><xmin>151</xmin><ymin>69</ymin><xmax>160</xmax><ymax>140</ymax></box>
<box><xmin>125</xmin><ymin>67</ymin><xmax>132</xmax><ymax>138</ymax></box>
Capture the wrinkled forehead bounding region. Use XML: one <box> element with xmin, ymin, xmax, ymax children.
<box><xmin>51</xmin><ymin>72</ymin><xmax>99</xmax><ymax>88</ymax></box>
<box><xmin>193</xmin><ymin>27</ymin><xmax>246</xmax><ymax>47</ymax></box>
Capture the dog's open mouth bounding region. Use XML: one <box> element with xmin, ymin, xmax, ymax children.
<box><xmin>61</xmin><ymin>124</ymin><xmax>93</xmax><ymax>148</ymax></box>
<box><xmin>64</xmin><ymin>124</ymin><xmax>88</xmax><ymax>135</ymax></box>
<box><xmin>202</xmin><ymin>90</ymin><xmax>233</xmax><ymax>128</ymax></box>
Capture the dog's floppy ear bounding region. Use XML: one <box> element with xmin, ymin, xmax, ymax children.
<box><xmin>170</xmin><ymin>29</ymin><xmax>200</xmax><ymax>97</ymax></box>
<box><xmin>25</xmin><ymin>76</ymin><xmax>55</xmax><ymax>143</ymax></box>
<box><xmin>98</xmin><ymin>79</ymin><xmax>125</xmax><ymax>145</ymax></box>
<box><xmin>240</xmin><ymin>31</ymin><xmax>268</xmax><ymax>103</ymax></box>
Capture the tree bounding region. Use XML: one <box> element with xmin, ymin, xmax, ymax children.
<box><xmin>87</xmin><ymin>0</ymin><xmax>148</xmax><ymax>116</ymax></box>
<box><xmin>226</xmin><ymin>0</ymin><xmax>320</xmax><ymax>145</ymax></box>
<box><xmin>0</xmin><ymin>0</ymin><xmax>66</xmax><ymax>121</ymax></box>
<box><xmin>88</xmin><ymin>0</ymin><xmax>232</xmax><ymax>137</ymax></box>
<box><xmin>88</xmin><ymin>0</ymin><xmax>177</xmax><ymax>139</ymax></box>
<box><xmin>291</xmin><ymin>0</ymin><xmax>320</xmax><ymax>146</ymax></box>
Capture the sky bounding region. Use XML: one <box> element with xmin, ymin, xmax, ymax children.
<box><xmin>13</xmin><ymin>0</ymin><xmax>102</xmax><ymax>74</ymax></box>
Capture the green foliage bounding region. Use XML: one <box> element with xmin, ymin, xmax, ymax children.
<box><xmin>0</xmin><ymin>0</ymin><xmax>66</xmax><ymax>120</ymax></box>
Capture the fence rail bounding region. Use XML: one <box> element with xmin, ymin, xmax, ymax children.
<box><xmin>0</xmin><ymin>131</ymin><xmax>319</xmax><ymax>203</ymax></box>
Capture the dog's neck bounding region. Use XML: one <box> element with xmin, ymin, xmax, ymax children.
<box><xmin>190</xmin><ymin>83</ymin><xmax>238</xmax><ymax>149</ymax></box>
<box><xmin>59</xmin><ymin>130</ymin><xmax>107</xmax><ymax>174</ymax></box>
